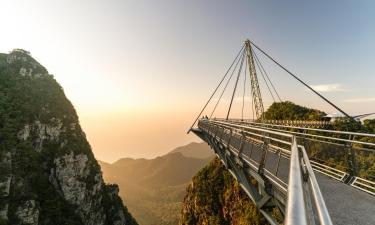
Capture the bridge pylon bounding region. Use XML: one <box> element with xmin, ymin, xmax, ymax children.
<box><xmin>245</xmin><ymin>39</ymin><xmax>264</xmax><ymax>121</ymax></box>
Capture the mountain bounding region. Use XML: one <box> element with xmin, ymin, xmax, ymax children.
<box><xmin>169</xmin><ymin>142</ymin><xmax>214</xmax><ymax>159</ymax></box>
<box><xmin>99</xmin><ymin>142</ymin><xmax>213</xmax><ymax>225</ymax></box>
<box><xmin>0</xmin><ymin>49</ymin><xmax>137</xmax><ymax>225</ymax></box>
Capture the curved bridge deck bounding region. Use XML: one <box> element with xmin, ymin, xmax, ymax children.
<box><xmin>193</xmin><ymin>119</ymin><xmax>375</xmax><ymax>225</ymax></box>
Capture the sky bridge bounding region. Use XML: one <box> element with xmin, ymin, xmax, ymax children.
<box><xmin>188</xmin><ymin>40</ymin><xmax>375</xmax><ymax>225</ymax></box>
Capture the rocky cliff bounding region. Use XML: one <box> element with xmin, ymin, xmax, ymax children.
<box><xmin>179</xmin><ymin>158</ymin><xmax>266</xmax><ymax>225</ymax></box>
<box><xmin>0</xmin><ymin>49</ymin><xmax>137</xmax><ymax>225</ymax></box>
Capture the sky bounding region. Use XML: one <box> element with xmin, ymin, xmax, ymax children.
<box><xmin>1</xmin><ymin>0</ymin><xmax>374</xmax><ymax>162</ymax></box>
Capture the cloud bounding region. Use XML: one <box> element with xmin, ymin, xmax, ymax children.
<box><xmin>311</xmin><ymin>83</ymin><xmax>344</xmax><ymax>92</ymax></box>
<box><xmin>343</xmin><ymin>97</ymin><xmax>375</xmax><ymax>103</ymax></box>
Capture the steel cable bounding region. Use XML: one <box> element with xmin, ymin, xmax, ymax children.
<box><xmin>227</xmin><ymin>50</ymin><xmax>246</xmax><ymax>119</ymax></box>
<box><xmin>188</xmin><ymin>45</ymin><xmax>245</xmax><ymax>133</ymax></box>
<box><xmin>253</xmin><ymin>49</ymin><xmax>282</xmax><ymax>102</ymax></box>
<box><xmin>210</xmin><ymin>49</ymin><xmax>245</xmax><ymax>118</ymax></box>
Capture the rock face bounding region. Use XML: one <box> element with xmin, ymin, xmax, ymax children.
<box><xmin>179</xmin><ymin>158</ymin><xmax>266</xmax><ymax>225</ymax></box>
<box><xmin>0</xmin><ymin>49</ymin><xmax>137</xmax><ymax>225</ymax></box>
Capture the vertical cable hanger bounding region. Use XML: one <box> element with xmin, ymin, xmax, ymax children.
<box><xmin>242</xmin><ymin>53</ymin><xmax>248</xmax><ymax>121</ymax></box>
<box><xmin>188</xmin><ymin>45</ymin><xmax>245</xmax><ymax>133</ymax></box>
<box><xmin>226</xmin><ymin>50</ymin><xmax>246</xmax><ymax>120</ymax></box>
<box><xmin>209</xmin><ymin>48</ymin><xmax>245</xmax><ymax>118</ymax></box>
<box><xmin>253</xmin><ymin>49</ymin><xmax>282</xmax><ymax>102</ymax></box>
<box><xmin>254</xmin><ymin>53</ymin><xmax>276</xmax><ymax>102</ymax></box>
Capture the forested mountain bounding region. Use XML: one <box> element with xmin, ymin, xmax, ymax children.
<box><xmin>99</xmin><ymin>142</ymin><xmax>213</xmax><ymax>225</ymax></box>
<box><xmin>0</xmin><ymin>49</ymin><xmax>137</xmax><ymax>225</ymax></box>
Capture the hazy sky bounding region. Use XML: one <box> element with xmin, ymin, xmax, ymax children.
<box><xmin>1</xmin><ymin>0</ymin><xmax>374</xmax><ymax>162</ymax></box>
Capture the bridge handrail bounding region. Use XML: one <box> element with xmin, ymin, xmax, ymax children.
<box><xmin>202</xmin><ymin>119</ymin><xmax>348</xmax><ymax>178</ymax></box>
<box><xmin>221</xmin><ymin>119</ymin><xmax>375</xmax><ymax>149</ymax></box>
<box><xmin>351</xmin><ymin>177</ymin><xmax>375</xmax><ymax>196</ymax></box>
<box><xmin>215</xmin><ymin>118</ymin><xmax>375</xmax><ymax>138</ymax></box>
<box><xmin>285</xmin><ymin>137</ymin><xmax>308</xmax><ymax>225</ymax></box>
<box><xmin>196</xmin><ymin>118</ymin><xmax>369</xmax><ymax>224</ymax></box>
<box><xmin>208</xmin><ymin>120</ymin><xmax>293</xmax><ymax>138</ymax></box>
<box><xmin>205</xmin><ymin>121</ymin><xmax>288</xmax><ymax>144</ymax></box>
<box><xmin>300</xmin><ymin>145</ymin><xmax>333</xmax><ymax>225</ymax></box>
<box><xmin>286</xmin><ymin>138</ymin><xmax>333</xmax><ymax>225</ymax></box>
<box><xmin>205</xmin><ymin>120</ymin><xmax>294</xmax><ymax>147</ymax></box>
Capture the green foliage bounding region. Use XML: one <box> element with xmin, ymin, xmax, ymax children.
<box><xmin>263</xmin><ymin>101</ymin><xmax>326</xmax><ymax>120</ymax></box>
<box><xmin>0</xmin><ymin>218</ymin><xmax>8</xmax><ymax>225</ymax></box>
<box><xmin>179</xmin><ymin>158</ymin><xmax>265</xmax><ymax>225</ymax></box>
<box><xmin>102</xmin><ymin>184</ymin><xmax>138</xmax><ymax>225</ymax></box>
<box><xmin>363</xmin><ymin>119</ymin><xmax>375</xmax><ymax>133</ymax></box>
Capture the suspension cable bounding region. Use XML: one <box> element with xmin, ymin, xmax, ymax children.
<box><xmin>253</xmin><ymin>49</ymin><xmax>282</xmax><ymax>102</ymax></box>
<box><xmin>253</xmin><ymin>50</ymin><xmax>276</xmax><ymax>102</ymax></box>
<box><xmin>249</xmin><ymin>40</ymin><xmax>354</xmax><ymax>121</ymax></box>
<box><xmin>210</xmin><ymin>48</ymin><xmax>245</xmax><ymax>118</ymax></box>
<box><xmin>227</xmin><ymin>50</ymin><xmax>246</xmax><ymax>120</ymax></box>
<box><xmin>188</xmin><ymin>45</ymin><xmax>245</xmax><ymax>133</ymax></box>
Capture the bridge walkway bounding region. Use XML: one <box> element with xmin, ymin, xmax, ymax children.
<box><xmin>198</xmin><ymin>120</ymin><xmax>375</xmax><ymax>225</ymax></box>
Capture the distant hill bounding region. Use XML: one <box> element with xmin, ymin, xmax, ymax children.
<box><xmin>100</xmin><ymin>143</ymin><xmax>214</xmax><ymax>225</ymax></box>
<box><xmin>168</xmin><ymin>142</ymin><xmax>214</xmax><ymax>159</ymax></box>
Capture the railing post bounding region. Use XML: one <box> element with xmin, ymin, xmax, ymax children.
<box><xmin>300</xmin><ymin>146</ymin><xmax>333</xmax><ymax>225</ymax></box>
<box><xmin>237</xmin><ymin>132</ymin><xmax>246</xmax><ymax>157</ymax></box>
<box><xmin>275</xmin><ymin>149</ymin><xmax>281</xmax><ymax>176</ymax></box>
<box><xmin>258</xmin><ymin>131</ymin><xmax>270</xmax><ymax>175</ymax></box>
<box><xmin>227</xmin><ymin>128</ymin><xmax>233</xmax><ymax>148</ymax></box>
<box><xmin>345</xmin><ymin>134</ymin><xmax>357</xmax><ymax>182</ymax></box>
<box><xmin>213</xmin><ymin>124</ymin><xmax>220</xmax><ymax>139</ymax></box>
<box><xmin>219</xmin><ymin>126</ymin><xmax>226</xmax><ymax>141</ymax></box>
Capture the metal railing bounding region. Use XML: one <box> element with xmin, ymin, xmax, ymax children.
<box><xmin>310</xmin><ymin>161</ymin><xmax>348</xmax><ymax>182</ymax></box>
<box><xmin>213</xmin><ymin>118</ymin><xmax>375</xmax><ymax>184</ymax></box>
<box><xmin>286</xmin><ymin>138</ymin><xmax>333</xmax><ymax>225</ymax></box>
<box><xmin>216</xmin><ymin>118</ymin><xmax>331</xmax><ymax>128</ymax></box>
<box><xmin>351</xmin><ymin>177</ymin><xmax>375</xmax><ymax>196</ymax></box>
<box><xmin>215</xmin><ymin>118</ymin><xmax>375</xmax><ymax>149</ymax></box>
<box><xmin>198</xmin><ymin>119</ymin><xmax>334</xmax><ymax>225</ymax></box>
<box><xmin>197</xmin><ymin>118</ymin><xmax>375</xmax><ymax>224</ymax></box>
<box><xmin>199</xmin><ymin>119</ymin><xmax>293</xmax><ymax>195</ymax></box>
<box><xmin>285</xmin><ymin>137</ymin><xmax>308</xmax><ymax>225</ymax></box>
<box><xmin>300</xmin><ymin>145</ymin><xmax>333</xmax><ymax>225</ymax></box>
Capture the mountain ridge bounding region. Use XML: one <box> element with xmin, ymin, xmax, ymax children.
<box><xmin>99</xmin><ymin>142</ymin><xmax>213</xmax><ymax>225</ymax></box>
<box><xmin>169</xmin><ymin>142</ymin><xmax>214</xmax><ymax>159</ymax></box>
